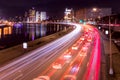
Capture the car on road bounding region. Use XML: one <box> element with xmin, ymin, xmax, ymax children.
<box><xmin>63</xmin><ymin>75</ymin><xmax>76</xmax><ymax>80</ymax></box>
<box><xmin>33</xmin><ymin>76</ymin><xmax>50</xmax><ymax>80</ymax></box>
<box><xmin>52</xmin><ymin>59</ymin><xmax>65</xmax><ymax>69</ymax></box>
<box><xmin>72</xmin><ymin>43</ymin><xmax>79</xmax><ymax>50</ymax></box>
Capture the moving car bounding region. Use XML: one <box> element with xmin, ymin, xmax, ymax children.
<box><xmin>63</xmin><ymin>75</ymin><xmax>76</xmax><ymax>80</ymax></box>
<box><xmin>33</xmin><ymin>76</ymin><xmax>50</xmax><ymax>80</ymax></box>
<box><xmin>52</xmin><ymin>59</ymin><xmax>65</xmax><ymax>69</ymax></box>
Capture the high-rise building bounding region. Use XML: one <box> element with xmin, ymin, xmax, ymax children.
<box><xmin>64</xmin><ymin>8</ymin><xmax>74</xmax><ymax>22</ymax></box>
<box><xmin>29</xmin><ymin>8</ymin><xmax>36</xmax><ymax>22</ymax></box>
<box><xmin>40</xmin><ymin>12</ymin><xmax>47</xmax><ymax>21</ymax></box>
<box><xmin>75</xmin><ymin>8</ymin><xmax>112</xmax><ymax>22</ymax></box>
<box><xmin>26</xmin><ymin>8</ymin><xmax>47</xmax><ymax>23</ymax></box>
<box><xmin>36</xmin><ymin>11</ymin><xmax>40</xmax><ymax>22</ymax></box>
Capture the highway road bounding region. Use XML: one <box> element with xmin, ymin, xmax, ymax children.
<box><xmin>34</xmin><ymin>33</ymin><xmax>92</xmax><ymax>80</ymax></box>
<box><xmin>33</xmin><ymin>24</ymin><xmax>101</xmax><ymax>80</ymax></box>
<box><xmin>0</xmin><ymin>23</ymin><xmax>83</xmax><ymax>80</ymax></box>
<box><xmin>0</xmin><ymin>23</ymin><xmax>101</xmax><ymax>80</ymax></box>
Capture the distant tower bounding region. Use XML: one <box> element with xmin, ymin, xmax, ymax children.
<box><xmin>64</xmin><ymin>8</ymin><xmax>74</xmax><ymax>22</ymax></box>
<box><xmin>29</xmin><ymin>8</ymin><xmax>36</xmax><ymax>22</ymax></box>
<box><xmin>36</xmin><ymin>11</ymin><xmax>41</xmax><ymax>22</ymax></box>
<box><xmin>40</xmin><ymin>12</ymin><xmax>47</xmax><ymax>21</ymax></box>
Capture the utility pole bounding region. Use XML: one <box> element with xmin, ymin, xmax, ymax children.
<box><xmin>109</xmin><ymin>15</ymin><xmax>114</xmax><ymax>75</ymax></box>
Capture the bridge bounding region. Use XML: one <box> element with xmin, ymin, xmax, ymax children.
<box><xmin>97</xmin><ymin>24</ymin><xmax>120</xmax><ymax>31</ymax></box>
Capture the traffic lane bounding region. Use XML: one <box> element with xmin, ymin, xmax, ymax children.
<box><xmin>49</xmin><ymin>45</ymin><xmax>85</xmax><ymax>80</ymax></box>
<box><xmin>74</xmin><ymin>26</ymin><xmax>95</xmax><ymax>80</ymax></box>
<box><xmin>12</xmin><ymin>26</ymin><xmax>83</xmax><ymax>79</ymax></box>
<box><xmin>34</xmin><ymin>39</ymin><xmax>86</xmax><ymax>80</ymax></box>
<box><xmin>5</xmin><ymin>37</ymin><xmax>78</xmax><ymax>80</ymax></box>
<box><xmin>20</xmin><ymin>28</ymin><xmax>83</xmax><ymax>79</ymax></box>
<box><xmin>53</xmin><ymin>30</ymin><xmax>92</xmax><ymax>80</ymax></box>
<box><xmin>25</xmin><ymin>26</ymin><xmax>85</xmax><ymax>79</ymax></box>
<box><xmin>82</xmin><ymin>26</ymin><xmax>101</xmax><ymax>80</ymax></box>
<box><xmin>50</xmin><ymin>46</ymin><xmax>85</xmax><ymax>80</ymax></box>
<box><xmin>59</xmin><ymin>27</ymin><xmax>95</xmax><ymax>80</ymax></box>
<box><xmin>33</xmin><ymin>32</ymin><xmax>88</xmax><ymax>80</ymax></box>
<box><xmin>2</xmin><ymin>43</ymin><xmax>65</xmax><ymax>77</ymax></box>
<box><xmin>60</xmin><ymin>52</ymin><xmax>85</xmax><ymax>80</ymax></box>
<box><xmin>76</xmin><ymin>41</ymin><xmax>94</xmax><ymax>80</ymax></box>
<box><xmin>60</xmin><ymin>41</ymin><xmax>93</xmax><ymax>80</ymax></box>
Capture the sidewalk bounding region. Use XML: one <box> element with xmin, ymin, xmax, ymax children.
<box><xmin>100</xmin><ymin>31</ymin><xmax>120</xmax><ymax>80</ymax></box>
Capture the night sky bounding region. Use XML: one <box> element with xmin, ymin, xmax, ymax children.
<box><xmin>0</xmin><ymin>0</ymin><xmax>120</xmax><ymax>18</ymax></box>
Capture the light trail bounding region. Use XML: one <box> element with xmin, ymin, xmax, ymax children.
<box><xmin>82</xmin><ymin>25</ymin><xmax>101</xmax><ymax>80</ymax></box>
<box><xmin>60</xmin><ymin>37</ymin><xmax>92</xmax><ymax>80</ymax></box>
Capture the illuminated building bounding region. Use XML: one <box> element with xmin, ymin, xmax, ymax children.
<box><xmin>26</xmin><ymin>8</ymin><xmax>47</xmax><ymax>23</ymax></box>
<box><xmin>36</xmin><ymin>11</ymin><xmax>40</xmax><ymax>22</ymax></box>
<box><xmin>40</xmin><ymin>12</ymin><xmax>47</xmax><ymax>21</ymax></box>
<box><xmin>64</xmin><ymin>8</ymin><xmax>74</xmax><ymax>22</ymax></box>
<box><xmin>75</xmin><ymin>8</ymin><xmax>112</xmax><ymax>22</ymax></box>
<box><xmin>29</xmin><ymin>8</ymin><xmax>36</xmax><ymax>22</ymax></box>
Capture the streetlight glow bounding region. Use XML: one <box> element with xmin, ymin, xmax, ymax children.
<box><xmin>105</xmin><ymin>30</ymin><xmax>109</xmax><ymax>35</ymax></box>
<box><xmin>93</xmin><ymin>8</ymin><xmax>97</xmax><ymax>12</ymax></box>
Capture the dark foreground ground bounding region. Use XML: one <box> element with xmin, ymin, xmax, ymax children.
<box><xmin>100</xmin><ymin>30</ymin><xmax>120</xmax><ymax>80</ymax></box>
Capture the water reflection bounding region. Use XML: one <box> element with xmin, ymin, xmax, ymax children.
<box><xmin>41</xmin><ymin>23</ymin><xmax>47</xmax><ymax>37</ymax></box>
<box><xmin>0</xmin><ymin>26</ymin><xmax>12</xmax><ymax>38</ymax></box>
<box><xmin>25</xmin><ymin>23</ymin><xmax>47</xmax><ymax>41</ymax></box>
<box><xmin>0</xmin><ymin>23</ymin><xmax>66</xmax><ymax>50</ymax></box>
<box><xmin>4</xmin><ymin>27</ymin><xmax>11</xmax><ymax>35</ymax></box>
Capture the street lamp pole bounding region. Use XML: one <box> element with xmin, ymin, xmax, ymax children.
<box><xmin>109</xmin><ymin>15</ymin><xmax>114</xmax><ymax>75</ymax></box>
<box><xmin>92</xmin><ymin>8</ymin><xmax>97</xmax><ymax>24</ymax></box>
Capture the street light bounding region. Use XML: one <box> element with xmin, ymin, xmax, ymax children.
<box><xmin>92</xmin><ymin>8</ymin><xmax>97</xmax><ymax>25</ymax></box>
<box><xmin>105</xmin><ymin>30</ymin><xmax>109</xmax><ymax>35</ymax></box>
<box><xmin>93</xmin><ymin>8</ymin><xmax>97</xmax><ymax>12</ymax></box>
<box><xmin>109</xmin><ymin>15</ymin><xmax>114</xmax><ymax>75</ymax></box>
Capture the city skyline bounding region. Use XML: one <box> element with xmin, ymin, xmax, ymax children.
<box><xmin>0</xmin><ymin>0</ymin><xmax>120</xmax><ymax>18</ymax></box>
<box><xmin>0</xmin><ymin>0</ymin><xmax>120</xmax><ymax>80</ymax></box>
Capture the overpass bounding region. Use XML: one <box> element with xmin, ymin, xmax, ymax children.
<box><xmin>97</xmin><ymin>24</ymin><xmax>120</xmax><ymax>31</ymax></box>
